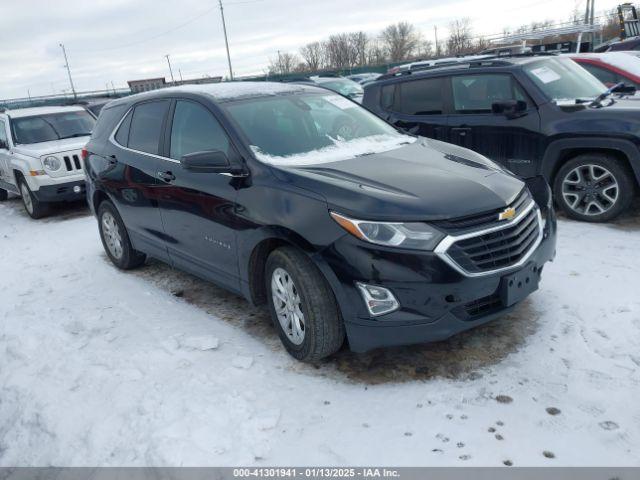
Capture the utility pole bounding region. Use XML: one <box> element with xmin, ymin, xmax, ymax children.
<box><xmin>27</xmin><ymin>89</ymin><xmax>32</xmax><ymax>102</ymax></box>
<box><xmin>59</xmin><ymin>43</ymin><xmax>77</xmax><ymax>100</ymax></box>
<box><xmin>218</xmin><ymin>0</ymin><xmax>234</xmax><ymax>80</ymax></box>
<box><xmin>111</xmin><ymin>80</ymin><xmax>116</xmax><ymax>94</ymax></box>
<box><xmin>434</xmin><ymin>26</ymin><xmax>439</xmax><ymax>57</ymax></box>
<box><xmin>165</xmin><ymin>54</ymin><xmax>176</xmax><ymax>84</ymax></box>
<box><xmin>179</xmin><ymin>68</ymin><xmax>184</xmax><ymax>82</ymax></box>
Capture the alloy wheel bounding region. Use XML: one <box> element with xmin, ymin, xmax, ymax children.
<box><xmin>20</xmin><ymin>183</ymin><xmax>33</xmax><ymax>215</ymax></box>
<box><xmin>271</xmin><ymin>267</ymin><xmax>306</xmax><ymax>345</ymax></box>
<box><xmin>561</xmin><ymin>164</ymin><xmax>619</xmax><ymax>216</ymax></box>
<box><xmin>101</xmin><ymin>212</ymin><xmax>124</xmax><ymax>260</ymax></box>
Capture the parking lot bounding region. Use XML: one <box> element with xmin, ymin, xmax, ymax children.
<box><xmin>1</xmin><ymin>196</ymin><xmax>639</xmax><ymax>466</ymax></box>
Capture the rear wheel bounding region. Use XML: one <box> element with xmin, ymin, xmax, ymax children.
<box><xmin>265</xmin><ymin>247</ymin><xmax>345</xmax><ymax>362</ymax></box>
<box><xmin>554</xmin><ymin>153</ymin><xmax>635</xmax><ymax>222</ymax></box>
<box><xmin>97</xmin><ymin>200</ymin><xmax>146</xmax><ymax>269</ymax></box>
<box><xmin>18</xmin><ymin>177</ymin><xmax>49</xmax><ymax>219</ymax></box>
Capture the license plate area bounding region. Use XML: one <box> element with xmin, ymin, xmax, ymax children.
<box><xmin>500</xmin><ymin>264</ymin><xmax>540</xmax><ymax>307</ymax></box>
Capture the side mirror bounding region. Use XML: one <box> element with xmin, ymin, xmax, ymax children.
<box><xmin>492</xmin><ymin>99</ymin><xmax>527</xmax><ymax>118</ymax></box>
<box><xmin>180</xmin><ymin>150</ymin><xmax>231</xmax><ymax>173</ymax></box>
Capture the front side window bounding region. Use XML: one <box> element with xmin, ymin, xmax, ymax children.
<box><xmin>396</xmin><ymin>77</ymin><xmax>445</xmax><ymax>115</ymax></box>
<box><xmin>128</xmin><ymin>100</ymin><xmax>170</xmax><ymax>155</ymax></box>
<box><xmin>11</xmin><ymin>111</ymin><xmax>95</xmax><ymax>145</ymax></box>
<box><xmin>169</xmin><ymin>101</ymin><xmax>230</xmax><ymax>160</ymax></box>
<box><xmin>451</xmin><ymin>74</ymin><xmax>528</xmax><ymax>113</ymax></box>
<box><xmin>523</xmin><ymin>57</ymin><xmax>607</xmax><ymax>103</ymax></box>
<box><xmin>318</xmin><ymin>79</ymin><xmax>363</xmax><ymax>98</ymax></box>
<box><xmin>224</xmin><ymin>92</ymin><xmax>414</xmax><ymax>165</ymax></box>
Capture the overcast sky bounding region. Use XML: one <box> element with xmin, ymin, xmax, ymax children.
<box><xmin>0</xmin><ymin>0</ymin><xmax>624</xmax><ymax>99</ymax></box>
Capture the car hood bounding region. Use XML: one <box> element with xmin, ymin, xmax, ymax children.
<box><xmin>272</xmin><ymin>139</ymin><xmax>525</xmax><ymax>221</ymax></box>
<box><xmin>12</xmin><ymin>137</ymin><xmax>90</xmax><ymax>158</ymax></box>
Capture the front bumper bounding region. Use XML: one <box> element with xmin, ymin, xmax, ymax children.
<box><xmin>31</xmin><ymin>180</ymin><xmax>86</xmax><ymax>203</ymax></box>
<box><xmin>322</xmin><ymin>206</ymin><xmax>557</xmax><ymax>353</ymax></box>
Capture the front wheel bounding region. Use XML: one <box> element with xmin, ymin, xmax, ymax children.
<box><xmin>97</xmin><ymin>200</ymin><xmax>146</xmax><ymax>270</ymax></box>
<box><xmin>554</xmin><ymin>154</ymin><xmax>635</xmax><ymax>222</ymax></box>
<box><xmin>265</xmin><ymin>247</ymin><xmax>345</xmax><ymax>362</ymax></box>
<box><xmin>18</xmin><ymin>177</ymin><xmax>49</xmax><ymax>219</ymax></box>
<box><xmin>0</xmin><ymin>188</ymin><xmax>7</xmax><ymax>201</ymax></box>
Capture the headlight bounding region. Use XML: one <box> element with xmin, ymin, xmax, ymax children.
<box><xmin>330</xmin><ymin>211</ymin><xmax>445</xmax><ymax>250</ymax></box>
<box><xmin>42</xmin><ymin>156</ymin><xmax>61</xmax><ymax>171</ymax></box>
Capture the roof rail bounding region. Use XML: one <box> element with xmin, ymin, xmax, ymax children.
<box><xmin>377</xmin><ymin>51</ymin><xmax>559</xmax><ymax>81</ymax></box>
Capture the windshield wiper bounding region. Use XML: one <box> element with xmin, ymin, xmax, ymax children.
<box><xmin>58</xmin><ymin>132</ymin><xmax>91</xmax><ymax>139</ymax></box>
<box><xmin>590</xmin><ymin>82</ymin><xmax>624</xmax><ymax>107</ymax></box>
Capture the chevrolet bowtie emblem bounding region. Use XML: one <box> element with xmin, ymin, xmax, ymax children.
<box><xmin>498</xmin><ymin>206</ymin><xmax>516</xmax><ymax>221</ymax></box>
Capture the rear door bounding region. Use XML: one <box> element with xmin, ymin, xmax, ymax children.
<box><xmin>105</xmin><ymin>100</ymin><xmax>170</xmax><ymax>259</ymax></box>
<box><xmin>155</xmin><ymin>98</ymin><xmax>241</xmax><ymax>291</ymax></box>
<box><xmin>384</xmin><ymin>76</ymin><xmax>450</xmax><ymax>141</ymax></box>
<box><xmin>446</xmin><ymin>73</ymin><xmax>543</xmax><ymax>177</ymax></box>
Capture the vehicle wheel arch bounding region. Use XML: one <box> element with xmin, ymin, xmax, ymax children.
<box><xmin>542</xmin><ymin>138</ymin><xmax>640</xmax><ymax>190</ymax></box>
<box><xmin>92</xmin><ymin>189</ymin><xmax>111</xmax><ymax>214</ymax></box>
<box><xmin>246</xmin><ymin>228</ymin><xmax>317</xmax><ymax>306</ymax></box>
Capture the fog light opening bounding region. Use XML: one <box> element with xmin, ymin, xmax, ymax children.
<box><xmin>73</xmin><ymin>185</ymin><xmax>82</xmax><ymax>194</ymax></box>
<box><xmin>356</xmin><ymin>283</ymin><xmax>399</xmax><ymax>317</ymax></box>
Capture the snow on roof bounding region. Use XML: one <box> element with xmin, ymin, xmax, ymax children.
<box><xmin>159</xmin><ymin>81</ymin><xmax>315</xmax><ymax>101</ymax></box>
<box><xmin>570</xmin><ymin>52</ymin><xmax>640</xmax><ymax>78</ymax></box>
<box><xmin>5</xmin><ymin>105</ymin><xmax>86</xmax><ymax>118</ymax></box>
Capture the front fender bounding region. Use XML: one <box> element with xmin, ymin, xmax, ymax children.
<box><xmin>9</xmin><ymin>153</ymin><xmax>41</xmax><ymax>190</ymax></box>
<box><xmin>542</xmin><ymin>137</ymin><xmax>640</xmax><ymax>184</ymax></box>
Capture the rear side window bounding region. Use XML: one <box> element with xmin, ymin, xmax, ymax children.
<box><xmin>169</xmin><ymin>100</ymin><xmax>230</xmax><ymax>160</ymax></box>
<box><xmin>451</xmin><ymin>74</ymin><xmax>528</xmax><ymax>114</ymax></box>
<box><xmin>114</xmin><ymin>110</ymin><xmax>132</xmax><ymax>146</ymax></box>
<box><xmin>127</xmin><ymin>100</ymin><xmax>170</xmax><ymax>155</ymax></box>
<box><xmin>397</xmin><ymin>77</ymin><xmax>444</xmax><ymax>115</ymax></box>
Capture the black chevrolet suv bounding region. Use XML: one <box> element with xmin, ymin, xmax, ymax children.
<box><xmin>84</xmin><ymin>82</ymin><xmax>556</xmax><ymax>362</ymax></box>
<box><xmin>363</xmin><ymin>55</ymin><xmax>640</xmax><ymax>222</ymax></box>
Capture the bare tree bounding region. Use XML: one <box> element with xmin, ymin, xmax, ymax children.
<box><xmin>325</xmin><ymin>34</ymin><xmax>354</xmax><ymax>69</ymax></box>
<box><xmin>268</xmin><ymin>51</ymin><xmax>299</xmax><ymax>75</ymax></box>
<box><xmin>366</xmin><ymin>37</ymin><xmax>387</xmax><ymax>66</ymax></box>
<box><xmin>446</xmin><ymin>18</ymin><xmax>474</xmax><ymax>55</ymax></box>
<box><xmin>416</xmin><ymin>40</ymin><xmax>434</xmax><ymax>59</ymax></box>
<box><xmin>380</xmin><ymin>22</ymin><xmax>420</xmax><ymax>62</ymax></box>
<box><xmin>300</xmin><ymin>41</ymin><xmax>325</xmax><ymax>71</ymax></box>
<box><xmin>349</xmin><ymin>31</ymin><xmax>369</xmax><ymax>66</ymax></box>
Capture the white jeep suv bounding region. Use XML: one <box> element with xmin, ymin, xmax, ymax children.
<box><xmin>0</xmin><ymin>106</ymin><xmax>96</xmax><ymax>218</ymax></box>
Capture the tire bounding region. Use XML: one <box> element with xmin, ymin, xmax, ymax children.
<box><xmin>553</xmin><ymin>153</ymin><xmax>635</xmax><ymax>222</ymax></box>
<box><xmin>265</xmin><ymin>246</ymin><xmax>345</xmax><ymax>362</ymax></box>
<box><xmin>18</xmin><ymin>177</ymin><xmax>49</xmax><ymax>219</ymax></box>
<box><xmin>0</xmin><ymin>189</ymin><xmax>7</xmax><ymax>201</ymax></box>
<box><xmin>97</xmin><ymin>200</ymin><xmax>146</xmax><ymax>270</ymax></box>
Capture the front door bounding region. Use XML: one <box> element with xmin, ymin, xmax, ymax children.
<box><xmin>447</xmin><ymin>73</ymin><xmax>543</xmax><ymax>177</ymax></box>
<box><xmin>156</xmin><ymin>99</ymin><xmax>241</xmax><ymax>292</ymax></box>
<box><xmin>0</xmin><ymin>119</ymin><xmax>15</xmax><ymax>192</ymax></box>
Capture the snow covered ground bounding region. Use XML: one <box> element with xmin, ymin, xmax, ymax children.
<box><xmin>1</xmin><ymin>197</ymin><xmax>639</xmax><ymax>467</ymax></box>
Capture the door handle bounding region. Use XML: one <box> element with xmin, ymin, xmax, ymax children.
<box><xmin>451</xmin><ymin>127</ymin><xmax>471</xmax><ymax>137</ymax></box>
<box><xmin>157</xmin><ymin>171</ymin><xmax>176</xmax><ymax>182</ymax></box>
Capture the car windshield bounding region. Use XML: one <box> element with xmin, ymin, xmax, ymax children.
<box><xmin>12</xmin><ymin>110</ymin><xmax>95</xmax><ymax>145</ymax></box>
<box><xmin>224</xmin><ymin>92</ymin><xmax>414</xmax><ymax>166</ymax></box>
<box><xmin>317</xmin><ymin>79</ymin><xmax>364</xmax><ymax>98</ymax></box>
<box><xmin>523</xmin><ymin>57</ymin><xmax>607</xmax><ymax>103</ymax></box>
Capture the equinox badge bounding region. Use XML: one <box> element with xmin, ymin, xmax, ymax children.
<box><xmin>498</xmin><ymin>206</ymin><xmax>516</xmax><ymax>221</ymax></box>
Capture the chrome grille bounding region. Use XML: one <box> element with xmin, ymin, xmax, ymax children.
<box><xmin>436</xmin><ymin>201</ymin><xmax>542</xmax><ymax>276</ymax></box>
